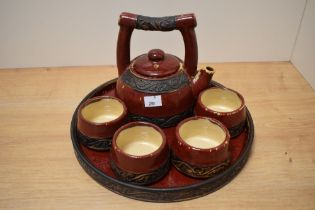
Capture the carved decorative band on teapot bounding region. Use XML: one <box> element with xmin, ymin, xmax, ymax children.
<box><xmin>121</xmin><ymin>69</ymin><xmax>190</xmax><ymax>94</ymax></box>
<box><xmin>136</xmin><ymin>15</ymin><xmax>176</xmax><ymax>31</ymax></box>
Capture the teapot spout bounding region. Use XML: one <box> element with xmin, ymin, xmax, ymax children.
<box><xmin>192</xmin><ymin>66</ymin><xmax>215</xmax><ymax>98</ymax></box>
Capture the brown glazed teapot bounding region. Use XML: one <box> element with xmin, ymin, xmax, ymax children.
<box><xmin>116</xmin><ymin>12</ymin><xmax>214</xmax><ymax>128</ymax></box>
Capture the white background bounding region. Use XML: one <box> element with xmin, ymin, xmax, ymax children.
<box><xmin>0</xmin><ymin>0</ymin><xmax>314</xmax><ymax>88</ymax></box>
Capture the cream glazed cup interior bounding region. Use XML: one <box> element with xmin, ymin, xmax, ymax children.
<box><xmin>179</xmin><ymin>118</ymin><xmax>227</xmax><ymax>149</ymax></box>
<box><xmin>116</xmin><ymin>125</ymin><xmax>163</xmax><ymax>156</ymax></box>
<box><xmin>201</xmin><ymin>88</ymin><xmax>243</xmax><ymax>113</ymax></box>
<box><xmin>81</xmin><ymin>97</ymin><xmax>125</xmax><ymax>123</ymax></box>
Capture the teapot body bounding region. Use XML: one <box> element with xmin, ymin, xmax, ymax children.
<box><xmin>115</xmin><ymin>12</ymin><xmax>213</xmax><ymax>127</ymax></box>
<box><xmin>116</xmin><ymin>61</ymin><xmax>195</xmax><ymax>128</ymax></box>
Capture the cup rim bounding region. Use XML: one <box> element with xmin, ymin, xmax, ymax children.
<box><xmin>175</xmin><ymin>116</ymin><xmax>230</xmax><ymax>152</ymax></box>
<box><xmin>78</xmin><ymin>96</ymin><xmax>127</xmax><ymax>126</ymax></box>
<box><xmin>198</xmin><ymin>87</ymin><xmax>245</xmax><ymax>116</ymax></box>
<box><xmin>112</xmin><ymin>121</ymin><xmax>167</xmax><ymax>159</ymax></box>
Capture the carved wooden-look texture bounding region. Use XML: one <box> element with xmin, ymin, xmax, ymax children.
<box><xmin>70</xmin><ymin>78</ymin><xmax>254</xmax><ymax>202</ymax></box>
<box><xmin>117</xmin><ymin>12</ymin><xmax>198</xmax><ymax>77</ymax></box>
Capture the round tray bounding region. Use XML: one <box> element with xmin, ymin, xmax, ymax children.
<box><xmin>70</xmin><ymin>79</ymin><xmax>254</xmax><ymax>202</ymax></box>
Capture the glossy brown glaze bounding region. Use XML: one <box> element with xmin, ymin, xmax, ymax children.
<box><xmin>71</xmin><ymin>79</ymin><xmax>254</xmax><ymax>201</ymax></box>
<box><xmin>133</xmin><ymin>49</ymin><xmax>180</xmax><ymax>78</ymax></box>
<box><xmin>194</xmin><ymin>87</ymin><xmax>246</xmax><ymax>137</ymax></box>
<box><xmin>77</xmin><ymin>96</ymin><xmax>128</xmax><ymax>138</ymax></box>
<box><xmin>117</xmin><ymin>12</ymin><xmax>197</xmax><ymax>77</ymax></box>
<box><xmin>116</xmin><ymin>77</ymin><xmax>194</xmax><ymax>117</ymax></box>
<box><xmin>110</xmin><ymin>121</ymin><xmax>169</xmax><ymax>173</ymax></box>
<box><xmin>192</xmin><ymin>67</ymin><xmax>214</xmax><ymax>98</ymax></box>
<box><xmin>173</xmin><ymin>116</ymin><xmax>230</xmax><ymax>166</ymax></box>
<box><xmin>115</xmin><ymin>13</ymin><xmax>214</xmax><ymax>126</ymax></box>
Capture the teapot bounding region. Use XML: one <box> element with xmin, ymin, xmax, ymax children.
<box><xmin>116</xmin><ymin>12</ymin><xmax>214</xmax><ymax>128</ymax></box>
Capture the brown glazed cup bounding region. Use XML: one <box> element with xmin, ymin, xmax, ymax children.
<box><xmin>172</xmin><ymin>116</ymin><xmax>230</xmax><ymax>179</ymax></box>
<box><xmin>110</xmin><ymin>121</ymin><xmax>170</xmax><ymax>185</ymax></box>
<box><xmin>77</xmin><ymin>96</ymin><xmax>128</xmax><ymax>150</ymax></box>
<box><xmin>194</xmin><ymin>87</ymin><xmax>246</xmax><ymax>138</ymax></box>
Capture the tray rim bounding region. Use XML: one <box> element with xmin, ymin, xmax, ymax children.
<box><xmin>70</xmin><ymin>78</ymin><xmax>255</xmax><ymax>202</ymax></box>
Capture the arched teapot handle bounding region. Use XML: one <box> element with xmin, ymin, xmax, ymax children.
<box><xmin>117</xmin><ymin>12</ymin><xmax>198</xmax><ymax>77</ymax></box>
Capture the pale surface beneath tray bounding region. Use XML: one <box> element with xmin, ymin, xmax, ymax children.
<box><xmin>0</xmin><ymin>62</ymin><xmax>315</xmax><ymax>210</ymax></box>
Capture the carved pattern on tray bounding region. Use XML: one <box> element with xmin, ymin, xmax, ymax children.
<box><xmin>74</xmin><ymin>145</ymin><xmax>249</xmax><ymax>202</ymax></box>
<box><xmin>70</xmin><ymin>79</ymin><xmax>255</xmax><ymax>202</ymax></box>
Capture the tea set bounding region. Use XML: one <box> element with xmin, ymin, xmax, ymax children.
<box><xmin>72</xmin><ymin>12</ymin><xmax>254</xmax><ymax>199</ymax></box>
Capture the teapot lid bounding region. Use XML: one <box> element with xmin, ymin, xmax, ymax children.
<box><xmin>132</xmin><ymin>49</ymin><xmax>181</xmax><ymax>78</ymax></box>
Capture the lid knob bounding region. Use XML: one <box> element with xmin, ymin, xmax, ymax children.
<box><xmin>148</xmin><ymin>49</ymin><xmax>165</xmax><ymax>62</ymax></box>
